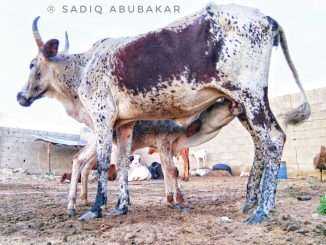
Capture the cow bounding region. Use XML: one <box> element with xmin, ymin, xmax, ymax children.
<box><xmin>70</xmin><ymin>97</ymin><xmax>238</xmax><ymax>216</ymax></box>
<box><xmin>17</xmin><ymin>3</ymin><xmax>310</xmax><ymax>223</ymax></box>
<box><xmin>127</xmin><ymin>154</ymin><xmax>152</xmax><ymax>181</ymax></box>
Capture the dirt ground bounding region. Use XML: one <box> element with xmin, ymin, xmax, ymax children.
<box><xmin>0</xmin><ymin>169</ymin><xmax>326</xmax><ymax>245</ymax></box>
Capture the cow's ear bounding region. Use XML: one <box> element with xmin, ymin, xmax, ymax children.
<box><xmin>42</xmin><ymin>39</ymin><xmax>59</xmax><ymax>58</ymax></box>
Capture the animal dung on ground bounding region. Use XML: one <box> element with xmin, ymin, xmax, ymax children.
<box><xmin>297</xmin><ymin>195</ymin><xmax>312</xmax><ymax>201</ymax></box>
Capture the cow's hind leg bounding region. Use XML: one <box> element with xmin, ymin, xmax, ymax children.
<box><xmin>237</xmin><ymin>91</ymin><xmax>285</xmax><ymax>223</ymax></box>
<box><xmin>238</xmin><ymin>115</ymin><xmax>265</xmax><ymax>214</ymax></box>
<box><xmin>107</xmin><ymin>123</ymin><xmax>134</xmax><ymax>216</ymax></box>
<box><xmin>80</xmin><ymin>153</ymin><xmax>96</xmax><ymax>206</ymax></box>
<box><xmin>159</xmin><ymin>142</ymin><xmax>187</xmax><ymax>211</ymax></box>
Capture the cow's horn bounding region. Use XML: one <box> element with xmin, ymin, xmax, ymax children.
<box><xmin>32</xmin><ymin>16</ymin><xmax>44</xmax><ymax>49</ymax></box>
<box><xmin>61</xmin><ymin>31</ymin><xmax>69</xmax><ymax>54</ymax></box>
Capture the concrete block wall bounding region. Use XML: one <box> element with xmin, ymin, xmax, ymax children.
<box><xmin>0</xmin><ymin>127</ymin><xmax>80</xmax><ymax>174</ymax></box>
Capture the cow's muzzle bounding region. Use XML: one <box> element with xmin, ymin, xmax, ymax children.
<box><xmin>17</xmin><ymin>92</ymin><xmax>33</xmax><ymax>107</ymax></box>
<box><xmin>16</xmin><ymin>89</ymin><xmax>47</xmax><ymax>107</ymax></box>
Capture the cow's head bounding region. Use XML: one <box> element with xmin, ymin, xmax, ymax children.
<box><xmin>17</xmin><ymin>16</ymin><xmax>69</xmax><ymax>107</ymax></box>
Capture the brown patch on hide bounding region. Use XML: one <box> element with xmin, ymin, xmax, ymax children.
<box><xmin>108</xmin><ymin>164</ymin><xmax>117</xmax><ymax>181</ymax></box>
<box><xmin>185</xmin><ymin>119</ymin><xmax>202</xmax><ymax>137</ymax></box>
<box><xmin>112</xmin><ymin>14</ymin><xmax>224</xmax><ymax>95</ymax></box>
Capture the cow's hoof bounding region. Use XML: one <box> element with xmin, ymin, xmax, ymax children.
<box><xmin>241</xmin><ymin>201</ymin><xmax>257</xmax><ymax>214</ymax></box>
<box><xmin>181</xmin><ymin>176</ymin><xmax>189</xmax><ymax>182</ymax></box>
<box><xmin>106</xmin><ymin>207</ymin><xmax>128</xmax><ymax>217</ymax></box>
<box><xmin>80</xmin><ymin>199</ymin><xmax>89</xmax><ymax>207</ymax></box>
<box><xmin>245</xmin><ymin>209</ymin><xmax>268</xmax><ymax>224</ymax></box>
<box><xmin>67</xmin><ymin>208</ymin><xmax>77</xmax><ymax>217</ymax></box>
<box><xmin>79</xmin><ymin>210</ymin><xmax>100</xmax><ymax>221</ymax></box>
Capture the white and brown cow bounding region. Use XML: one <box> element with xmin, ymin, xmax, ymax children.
<box><xmin>68</xmin><ymin>98</ymin><xmax>238</xmax><ymax>216</ymax></box>
<box><xmin>17</xmin><ymin>3</ymin><xmax>310</xmax><ymax>223</ymax></box>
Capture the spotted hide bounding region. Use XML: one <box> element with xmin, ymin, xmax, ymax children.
<box><xmin>17</xmin><ymin>3</ymin><xmax>310</xmax><ymax>224</ymax></box>
<box><xmin>67</xmin><ymin>98</ymin><xmax>237</xmax><ymax>216</ymax></box>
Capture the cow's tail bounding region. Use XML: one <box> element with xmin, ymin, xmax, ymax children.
<box><xmin>274</xmin><ymin>23</ymin><xmax>311</xmax><ymax>125</ymax></box>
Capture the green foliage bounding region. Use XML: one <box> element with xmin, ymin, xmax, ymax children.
<box><xmin>318</xmin><ymin>195</ymin><xmax>326</xmax><ymax>215</ymax></box>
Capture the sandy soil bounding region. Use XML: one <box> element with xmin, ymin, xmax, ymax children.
<box><xmin>0</xmin><ymin>169</ymin><xmax>326</xmax><ymax>245</ymax></box>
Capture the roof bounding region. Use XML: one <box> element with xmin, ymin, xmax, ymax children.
<box><xmin>32</xmin><ymin>135</ymin><xmax>87</xmax><ymax>148</ymax></box>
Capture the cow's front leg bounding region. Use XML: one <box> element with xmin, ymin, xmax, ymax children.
<box><xmin>79</xmin><ymin>124</ymin><xmax>114</xmax><ymax>221</ymax></box>
<box><xmin>67</xmin><ymin>150</ymin><xmax>83</xmax><ymax>217</ymax></box>
<box><xmin>80</xmin><ymin>153</ymin><xmax>96</xmax><ymax>206</ymax></box>
<box><xmin>107</xmin><ymin>123</ymin><xmax>135</xmax><ymax>216</ymax></box>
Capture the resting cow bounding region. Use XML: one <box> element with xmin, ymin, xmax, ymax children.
<box><xmin>17</xmin><ymin>3</ymin><xmax>310</xmax><ymax>223</ymax></box>
<box><xmin>128</xmin><ymin>154</ymin><xmax>152</xmax><ymax>181</ymax></box>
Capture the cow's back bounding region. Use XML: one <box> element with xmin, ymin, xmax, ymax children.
<box><xmin>110</xmin><ymin>8</ymin><xmax>223</xmax><ymax>95</ymax></box>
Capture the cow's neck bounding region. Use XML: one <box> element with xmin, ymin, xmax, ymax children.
<box><xmin>48</xmin><ymin>52</ymin><xmax>93</xmax><ymax>127</ymax></box>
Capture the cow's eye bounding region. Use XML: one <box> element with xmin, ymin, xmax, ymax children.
<box><xmin>34</xmin><ymin>85</ymin><xmax>40</xmax><ymax>92</ymax></box>
<box><xmin>29</xmin><ymin>63</ymin><xmax>34</xmax><ymax>69</ymax></box>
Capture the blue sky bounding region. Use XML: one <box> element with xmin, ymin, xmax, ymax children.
<box><xmin>0</xmin><ymin>0</ymin><xmax>325</xmax><ymax>133</ymax></box>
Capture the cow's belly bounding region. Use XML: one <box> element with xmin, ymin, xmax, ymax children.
<box><xmin>115</xmin><ymin>86</ymin><xmax>225</xmax><ymax>125</ymax></box>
